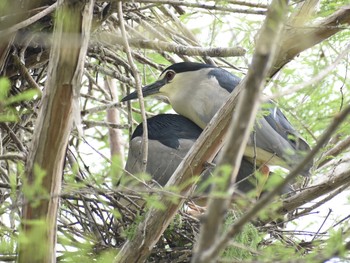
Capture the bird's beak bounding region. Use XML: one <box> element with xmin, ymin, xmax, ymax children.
<box><xmin>121</xmin><ymin>78</ymin><xmax>167</xmax><ymax>102</ymax></box>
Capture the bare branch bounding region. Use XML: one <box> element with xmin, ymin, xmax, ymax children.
<box><xmin>117</xmin><ymin>1</ymin><xmax>148</xmax><ymax>173</ymax></box>
<box><xmin>83</xmin><ymin>120</ymin><xmax>129</xmax><ymax>129</ymax></box>
<box><xmin>318</xmin><ymin>137</ymin><xmax>350</xmax><ymax>168</ymax></box>
<box><xmin>96</xmin><ymin>33</ymin><xmax>246</xmax><ymax>57</ymax></box>
<box><xmin>279</xmin><ymin>152</ymin><xmax>350</xmax><ymax>216</ymax></box>
<box><xmin>108</xmin><ymin>0</ymin><xmax>267</xmax><ymax>15</ymax></box>
<box><xmin>0</xmin><ymin>153</ymin><xmax>25</xmax><ymax>161</ymax></box>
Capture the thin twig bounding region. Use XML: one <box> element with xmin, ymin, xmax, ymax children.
<box><xmin>83</xmin><ymin>120</ymin><xmax>130</xmax><ymax>129</ymax></box>
<box><xmin>117</xmin><ymin>1</ymin><xmax>148</xmax><ymax>173</ymax></box>
<box><xmin>311</xmin><ymin>208</ymin><xmax>332</xmax><ymax>242</ymax></box>
<box><xmin>81</xmin><ymin>102</ymin><xmax>121</xmax><ymax>116</ymax></box>
<box><xmin>11</xmin><ymin>53</ymin><xmax>42</xmax><ymax>94</ymax></box>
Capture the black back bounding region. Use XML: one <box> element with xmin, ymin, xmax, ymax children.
<box><xmin>207</xmin><ymin>67</ymin><xmax>241</xmax><ymax>93</ymax></box>
<box><xmin>132</xmin><ymin>114</ymin><xmax>203</xmax><ymax>149</ymax></box>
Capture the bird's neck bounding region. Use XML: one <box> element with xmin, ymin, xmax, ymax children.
<box><xmin>170</xmin><ymin>93</ymin><xmax>223</xmax><ymax>129</ymax></box>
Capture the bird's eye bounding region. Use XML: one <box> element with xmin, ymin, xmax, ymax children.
<box><xmin>165</xmin><ymin>71</ymin><xmax>175</xmax><ymax>82</ymax></box>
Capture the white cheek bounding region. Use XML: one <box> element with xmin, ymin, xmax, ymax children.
<box><xmin>157</xmin><ymin>71</ymin><xmax>230</xmax><ymax>127</ymax></box>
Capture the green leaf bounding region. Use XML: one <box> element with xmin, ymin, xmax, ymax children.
<box><xmin>0</xmin><ymin>113</ymin><xmax>19</xmax><ymax>122</ymax></box>
<box><xmin>4</xmin><ymin>89</ymin><xmax>40</xmax><ymax>106</ymax></box>
<box><xmin>0</xmin><ymin>77</ymin><xmax>10</xmax><ymax>101</ymax></box>
<box><xmin>21</xmin><ymin>164</ymin><xmax>48</xmax><ymax>208</ymax></box>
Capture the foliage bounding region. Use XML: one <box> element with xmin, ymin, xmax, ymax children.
<box><xmin>0</xmin><ymin>78</ymin><xmax>38</xmax><ymax>122</ymax></box>
<box><xmin>221</xmin><ymin>211</ymin><xmax>261</xmax><ymax>261</ymax></box>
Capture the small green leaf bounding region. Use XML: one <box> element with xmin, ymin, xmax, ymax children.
<box><xmin>5</xmin><ymin>89</ymin><xmax>40</xmax><ymax>106</ymax></box>
<box><xmin>0</xmin><ymin>78</ymin><xmax>10</xmax><ymax>101</ymax></box>
<box><xmin>0</xmin><ymin>113</ymin><xmax>19</xmax><ymax>122</ymax></box>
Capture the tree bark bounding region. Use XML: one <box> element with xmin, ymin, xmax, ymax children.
<box><xmin>18</xmin><ymin>1</ymin><xmax>94</xmax><ymax>262</ymax></box>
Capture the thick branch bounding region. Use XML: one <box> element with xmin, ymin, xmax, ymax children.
<box><xmin>271</xmin><ymin>5</ymin><xmax>350</xmax><ymax>76</ymax></box>
<box><xmin>104</xmin><ymin>77</ymin><xmax>125</xmax><ymax>160</ymax></box>
<box><xmin>18</xmin><ymin>0</ymin><xmax>95</xmax><ymax>262</ymax></box>
<box><xmin>279</xmin><ymin>152</ymin><xmax>350</xmax><ymax>215</ymax></box>
<box><xmin>192</xmin><ymin>0</ymin><xmax>289</xmax><ymax>261</ymax></box>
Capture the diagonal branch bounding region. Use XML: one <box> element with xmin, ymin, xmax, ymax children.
<box><xmin>200</xmin><ymin>103</ymin><xmax>350</xmax><ymax>262</ymax></box>
<box><xmin>279</xmin><ymin>152</ymin><xmax>350</xmax><ymax>216</ymax></box>
<box><xmin>271</xmin><ymin>4</ymin><xmax>350</xmax><ymax>77</ymax></box>
<box><xmin>192</xmin><ymin>0</ymin><xmax>289</xmax><ymax>261</ymax></box>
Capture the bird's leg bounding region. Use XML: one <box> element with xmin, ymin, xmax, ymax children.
<box><xmin>256</xmin><ymin>164</ymin><xmax>270</xmax><ymax>198</ymax></box>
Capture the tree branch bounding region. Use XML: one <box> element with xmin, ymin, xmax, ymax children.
<box><xmin>192</xmin><ymin>0</ymin><xmax>289</xmax><ymax>261</ymax></box>
<box><xmin>96</xmin><ymin>33</ymin><xmax>246</xmax><ymax>57</ymax></box>
<box><xmin>117</xmin><ymin>1</ymin><xmax>148</xmax><ymax>173</ymax></box>
<box><xmin>18</xmin><ymin>0</ymin><xmax>95</xmax><ymax>262</ymax></box>
<box><xmin>104</xmin><ymin>0</ymin><xmax>267</xmax><ymax>15</ymax></box>
<box><xmin>279</xmin><ymin>152</ymin><xmax>350</xmax><ymax>216</ymax></box>
<box><xmin>271</xmin><ymin>4</ymin><xmax>350</xmax><ymax>77</ymax></box>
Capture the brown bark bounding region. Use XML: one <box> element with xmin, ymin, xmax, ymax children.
<box><xmin>18</xmin><ymin>0</ymin><xmax>94</xmax><ymax>262</ymax></box>
<box><xmin>279</xmin><ymin>152</ymin><xmax>350</xmax><ymax>216</ymax></box>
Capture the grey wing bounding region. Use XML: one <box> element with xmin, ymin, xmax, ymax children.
<box><xmin>125</xmin><ymin>137</ymin><xmax>196</xmax><ymax>186</ymax></box>
<box><xmin>251</xmin><ymin>103</ymin><xmax>312</xmax><ymax>176</ymax></box>
<box><xmin>266</xmin><ymin>105</ymin><xmax>310</xmax><ymax>152</ymax></box>
<box><xmin>124</xmin><ymin>137</ymin><xmax>143</xmax><ymax>176</ymax></box>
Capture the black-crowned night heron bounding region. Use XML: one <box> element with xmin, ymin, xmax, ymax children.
<box><xmin>122</xmin><ymin>62</ymin><xmax>312</xmax><ymax>176</ymax></box>
<box><xmin>125</xmin><ymin>113</ymin><xmax>291</xmax><ymax>196</ymax></box>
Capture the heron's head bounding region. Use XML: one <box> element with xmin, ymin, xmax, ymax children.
<box><xmin>121</xmin><ymin>62</ymin><xmax>220</xmax><ymax>102</ymax></box>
